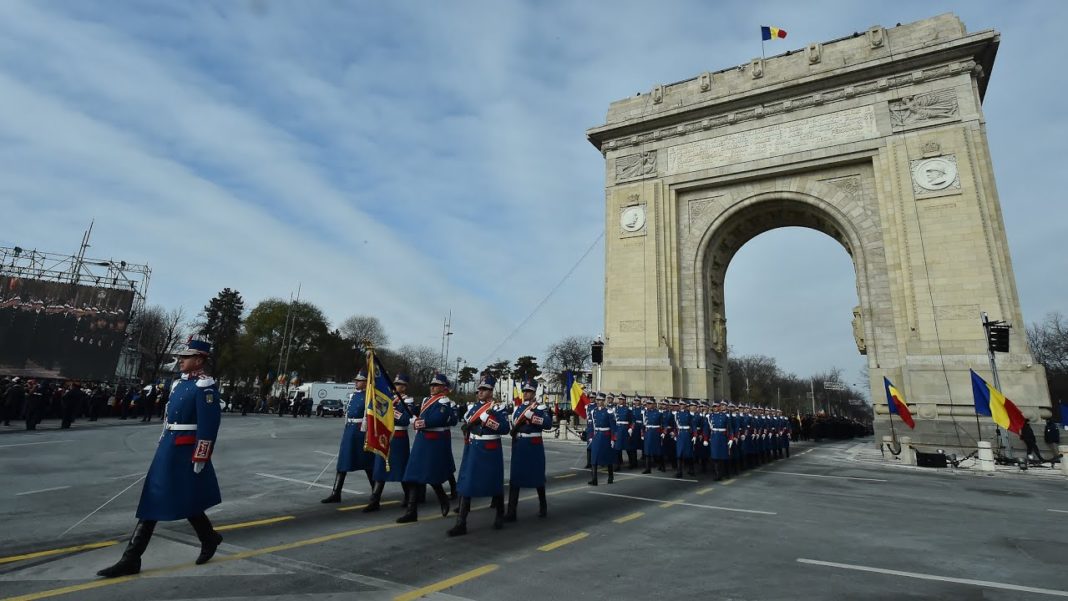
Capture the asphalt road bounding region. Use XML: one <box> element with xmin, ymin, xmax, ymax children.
<box><xmin>1</xmin><ymin>414</ymin><xmax>1066</xmax><ymax>600</ymax></box>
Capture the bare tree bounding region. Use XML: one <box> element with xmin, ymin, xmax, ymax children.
<box><xmin>339</xmin><ymin>315</ymin><xmax>389</xmax><ymax>351</ymax></box>
<box><xmin>396</xmin><ymin>344</ymin><xmax>439</xmax><ymax>388</ymax></box>
<box><xmin>134</xmin><ymin>306</ymin><xmax>187</xmax><ymax>382</ymax></box>
<box><xmin>1028</xmin><ymin>311</ymin><xmax>1068</xmax><ymax>401</ymax></box>
<box><xmin>544</xmin><ymin>335</ymin><xmax>593</xmax><ymax>387</ymax></box>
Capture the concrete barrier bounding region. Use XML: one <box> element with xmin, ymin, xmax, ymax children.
<box><xmin>900</xmin><ymin>436</ymin><xmax>915</xmax><ymax>466</ymax></box>
<box><xmin>1060</xmin><ymin>445</ymin><xmax>1068</xmax><ymax>477</ymax></box>
<box><xmin>977</xmin><ymin>441</ymin><xmax>995</xmax><ymax>472</ymax></box>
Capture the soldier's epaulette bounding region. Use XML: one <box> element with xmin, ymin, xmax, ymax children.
<box><xmin>196</xmin><ymin>376</ymin><xmax>216</xmax><ymax>388</ymax></box>
<box><xmin>536</xmin><ymin>404</ymin><xmax>547</xmax><ymax>410</ymax></box>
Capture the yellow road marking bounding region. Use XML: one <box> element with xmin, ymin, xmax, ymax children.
<box><xmin>553</xmin><ymin>473</ymin><xmax>577</xmax><ymax>479</ymax></box>
<box><xmin>659</xmin><ymin>498</ymin><xmax>685</xmax><ymax>508</ymax></box>
<box><xmin>696</xmin><ymin>486</ymin><xmax>714</xmax><ymax>495</ymax></box>
<box><xmin>721</xmin><ymin>479</ymin><xmax>735</xmax><ymax>486</ymax></box>
<box><xmin>537</xmin><ymin>532</ymin><xmax>589</xmax><ymax>552</ymax></box>
<box><xmin>216</xmin><ymin>516</ymin><xmax>295</xmax><ymax>532</ymax></box>
<box><xmin>393</xmin><ymin>564</ymin><xmax>499</xmax><ymax>601</ymax></box>
<box><xmin>0</xmin><ymin>541</ymin><xmax>118</xmax><ymax>566</ymax></box>
<box><xmin>612</xmin><ymin>512</ymin><xmax>644</xmax><ymax>524</ymax></box>
<box><xmin>338</xmin><ymin>500</ymin><xmax>400</xmax><ymax>512</ymax></box>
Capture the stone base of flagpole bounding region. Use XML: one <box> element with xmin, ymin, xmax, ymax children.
<box><xmin>899</xmin><ymin>436</ymin><xmax>915</xmax><ymax>466</ymax></box>
<box><xmin>1059</xmin><ymin>445</ymin><xmax>1068</xmax><ymax>477</ymax></box>
<box><xmin>977</xmin><ymin>441</ymin><xmax>995</xmax><ymax>472</ymax></box>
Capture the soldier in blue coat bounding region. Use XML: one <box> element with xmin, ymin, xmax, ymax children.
<box><xmin>674</xmin><ymin>401</ymin><xmax>697</xmax><ymax>478</ymax></box>
<box><xmin>709</xmin><ymin>401</ymin><xmax>732</xmax><ymax>480</ymax></box>
<box><xmin>504</xmin><ymin>380</ymin><xmax>552</xmax><ymax>522</ymax></box>
<box><xmin>364</xmin><ymin>374</ymin><xmax>415</xmax><ymax>513</ymax></box>
<box><xmin>612</xmin><ymin>394</ymin><xmax>632</xmax><ymax>470</ymax></box>
<box><xmin>397</xmin><ymin>373</ymin><xmax>454</xmax><ymax>522</ymax></box>
<box><xmin>727</xmin><ymin>402</ymin><xmax>742</xmax><ymax>476</ymax></box>
<box><xmin>587</xmin><ymin>393</ymin><xmax>616</xmax><ymax>485</ymax></box>
<box><xmin>694</xmin><ymin>400</ymin><xmax>711</xmax><ymax>474</ymax></box>
<box><xmin>97</xmin><ymin>337</ymin><xmax>223</xmax><ymax>578</ymax></box>
<box><xmin>582</xmin><ymin>396</ymin><xmax>596</xmax><ymax>468</ymax></box>
<box><xmin>663</xmin><ymin>399</ymin><xmax>678</xmax><ymax>471</ymax></box>
<box><xmin>449</xmin><ymin>375</ymin><xmax>511</xmax><ymax>536</ymax></box>
<box><xmin>321</xmin><ymin>372</ymin><xmax>374</xmax><ymax>504</ymax></box>
<box><xmin>640</xmin><ymin>397</ymin><xmax>664</xmax><ymax>473</ymax></box>
<box><xmin>627</xmin><ymin>395</ymin><xmax>643</xmax><ymax>468</ymax></box>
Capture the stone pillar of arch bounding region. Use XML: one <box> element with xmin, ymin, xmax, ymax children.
<box><xmin>587</xmin><ymin>14</ymin><xmax>1050</xmax><ymax>449</ymax></box>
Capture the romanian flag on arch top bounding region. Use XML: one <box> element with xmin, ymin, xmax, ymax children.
<box><xmin>761</xmin><ymin>25</ymin><xmax>787</xmax><ymax>41</ymax></box>
<box><xmin>970</xmin><ymin>369</ymin><xmax>1026</xmax><ymax>435</ymax></box>
<box><xmin>565</xmin><ymin>370</ymin><xmax>591</xmax><ymax>419</ymax></box>
<box><xmin>883</xmin><ymin>377</ymin><xmax>915</xmax><ymax>429</ymax></box>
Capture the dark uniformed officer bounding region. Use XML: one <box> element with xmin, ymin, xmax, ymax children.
<box><xmin>397</xmin><ymin>373</ymin><xmax>455</xmax><ymax>523</ymax></box>
<box><xmin>674</xmin><ymin>400</ymin><xmax>696</xmax><ymax>478</ymax></box>
<box><xmin>504</xmin><ymin>380</ymin><xmax>552</xmax><ymax>522</ymax></box>
<box><xmin>627</xmin><ymin>395</ymin><xmax>643</xmax><ymax>468</ymax></box>
<box><xmin>709</xmin><ymin>400</ymin><xmax>732</xmax><ymax>480</ymax></box>
<box><xmin>663</xmin><ymin>399</ymin><xmax>679</xmax><ymax>471</ymax></box>
<box><xmin>587</xmin><ymin>393</ymin><xmax>616</xmax><ymax>485</ymax></box>
<box><xmin>364</xmin><ymin>373</ymin><xmax>415</xmax><ymax>513</ymax></box>
<box><xmin>693</xmin><ymin>400</ymin><xmax>710</xmax><ymax>473</ymax></box>
<box><xmin>640</xmin><ymin>397</ymin><xmax>664</xmax><ymax>473</ymax></box>
<box><xmin>97</xmin><ymin>337</ymin><xmax>223</xmax><ymax>578</ymax></box>
<box><xmin>321</xmin><ymin>372</ymin><xmax>374</xmax><ymax>504</ymax></box>
<box><xmin>449</xmin><ymin>375</ymin><xmax>511</xmax><ymax>536</ymax></box>
<box><xmin>612</xmin><ymin>394</ymin><xmax>631</xmax><ymax>470</ymax></box>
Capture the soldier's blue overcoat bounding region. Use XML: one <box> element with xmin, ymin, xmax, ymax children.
<box><xmin>709</xmin><ymin>412</ymin><xmax>731</xmax><ymax>460</ymax></box>
<box><xmin>402</xmin><ymin>396</ymin><xmax>457</xmax><ymax>484</ymax></box>
<box><xmin>588</xmin><ymin>407</ymin><xmax>616</xmax><ymax>466</ymax></box>
<box><xmin>694</xmin><ymin>413</ymin><xmax>710</xmax><ymax>460</ymax></box>
<box><xmin>674</xmin><ymin>411</ymin><xmax>696</xmax><ymax>459</ymax></box>
<box><xmin>641</xmin><ymin>408</ymin><xmax>663</xmax><ymax>456</ymax></box>
<box><xmin>136</xmin><ymin>375</ymin><xmax>221</xmax><ymax>521</ymax></box>
<box><xmin>372</xmin><ymin>398</ymin><xmax>413</xmax><ymax>482</ymax></box>
<box><xmin>509</xmin><ymin>403</ymin><xmax>553</xmax><ymax>488</ymax></box>
<box><xmin>627</xmin><ymin>407</ymin><xmax>643</xmax><ymax>451</ymax></box>
<box><xmin>612</xmin><ymin>406</ymin><xmax>631</xmax><ymax>452</ymax></box>
<box><xmin>741</xmin><ymin>414</ymin><xmax>756</xmax><ymax>455</ymax></box>
<box><xmin>457</xmin><ymin>403</ymin><xmax>511</xmax><ymax>497</ymax></box>
<box><xmin>337</xmin><ymin>390</ymin><xmax>374</xmax><ymax>473</ymax></box>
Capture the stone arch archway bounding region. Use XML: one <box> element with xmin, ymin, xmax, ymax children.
<box><xmin>587</xmin><ymin>15</ymin><xmax>1050</xmax><ymax>448</ymax></box>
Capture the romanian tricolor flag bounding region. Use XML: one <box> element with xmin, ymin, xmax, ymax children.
<box><xmin>513</xmin><ymin>383</ymin><xmax>523</xmax><ymax>407</ymax></box>
<box><xmin>761</xmin><ymin>25</ymin><xmax>787</xmax><ymax>41</ymax></box>
<box><xmin>363</xmin><ymin>349</ymin><xmax>396</xmax><ymax>468</ymax></box>
<box><xmin>883</xmin><ymin>377</ymin><xmax>915</xmax><ymax>429</ymax></box>
<box><xmin>970</xmin><ymin>369</ymin><xmax>1026</xmax><ymax>435</ymax></box>
<box><xmin>565</xmin><ymin>370</ymin><xmax>590</xmax><ymax>419</ymax></box>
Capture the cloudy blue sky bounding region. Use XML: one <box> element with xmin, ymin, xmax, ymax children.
<box><xmin>0</xmin><ymin>1</ymin><xmax>1063</xmax><ymax>392</ymax></box>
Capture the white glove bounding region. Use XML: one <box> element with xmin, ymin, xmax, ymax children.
<box><xmin>193</xmin><ymin>462</ymin><xmax>205</xmax><ymax>474</ymax></box>
<box><xmin>479</xmin><ymin>411</ymin><xmax>490</xmax><ymax>423</ymax></box>
<box><xmin>523</xmin><ymin>409</ymin><xmax>534</xmax><ymax>419</ymax></box>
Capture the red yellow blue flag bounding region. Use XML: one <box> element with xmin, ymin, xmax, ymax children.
<box><xmin>883</xmin><ymin>377</ymin><xmax>915</xmax><ymax>429</ymax></box>
<box><xmin>565</xmin><ymin>370</ymin><xmax>590</xmax><ymax>419</ymax></box>
<box><xmin>363</xmin><ymin>349</ymin><xmax>396</xmax><ymax>468</ymax></box>
<box><xmin>970</xmin><ymin>369</ymin><xmax>1025</xmax><ymax>435</ymax></box>
<box><xmin>761</xmin><ymin>26</ymin><xmax>787</xmax><ymax>41</ymax></box>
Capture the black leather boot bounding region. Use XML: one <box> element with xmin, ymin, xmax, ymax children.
<box><xmin>492</xmin><ymin>495</ymin><xmax>505</xmax><ymax>530</ymax></box>
<box><xmin>431</xmin><ymin>483</ymin><xmax>451</xmax><ymax>517</ymax></box>
<box><xmin>658</xmin><ymin>456</ymin><xmax>666</xmax><ymax>472</ymax></box>
<box><xmin>188</xmin><ymin>513</ymin><xmax>223</xmax><ymax>565</ymax></box>
<box><xmin>607</xmin><ymin>465</ymin><xmax>614</xmax><ymax>484</ymax></box>
<box><xmin>416</xmin><ymin>484</ymin><xmax>427</xmax><ymax>505</ymax></box>
<box><xmin>584</xmin><ymin>449</ymin><xmax>591</xmax><ymax>469</ymax></box>
<box><xmin>447</xmin><ymin>475</ymin><xmax>457</xmax><ymax>500</ymax></box>
<box><xmin>642</xmin><ymin>456</ymin><xmax>652</xmax><ymax>474</ymax></box>
<box><xmin>503</xmin><ymin>485</ymin><xmax>519</xmax><ymax>522</ymax></box>
<box><xmin>536</xmin><ymin>486</ymin><xmax>547</xmax><ymax>518</ymax></box>
<box><xmin>396</xmin><ymin>483</ymin><xmax>418</xmax><ymax>523</ymax></box>
<box><xmin>320</xmin><ymin>472</ymin><xmax>346</xmax><ymax>504</ymax></box>
<box><xmin>447</xmin><ymin>497</ymin><xmax>470</xmax><ymax>537</ymax></box>
<box><xmin>588</xmin><ymin>466</ymin><xmax>598</xmax><ymax>486</ymax></box>
<box><xmin>97</xmin><ymin>520</ymin><xmax>156</xmax><ymax>578</ymax></box>
<box><xmin>362</xmin><ymin>481</ymin><xmax>385</xmax><ymax>513</ymax></box>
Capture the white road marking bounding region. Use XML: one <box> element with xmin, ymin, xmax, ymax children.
<box><xmin>588</xmin><ymin>491</ymin><xmax>776</xmax><ymax>515</ymax></box>
<box><xmin>797</xmin><ymin>558</ymin><xmax>1068</xmax><ymax>597</ymax></box>
<box><xmin>314</xmin><ymin>450</ymin><xmax>335</xmax><ymax>457</ymax></box>
<box><xmin>761</xmin><ymin>470</ymin><xmax>887</xmax><ymax>483</ymax></box>
<box><xmin>109</xmin><ymin>472</ymin><xmax>145</xmax><ymax>480</ymax></box>
<box><xmin>569</xmin><ymin>467</ymin><xmax>698</xmax><ymax>483</ymax></box>
<box><xmin>1049</xmin><ymin>509</ymin><xmax>1068</xmax><ymax>514</ymax></box>
<box><xmin>0</xmin><ymin>440</ymin><xmax>73</xmax><ymax>449</ymax></box>
<box><xmin>15</xmin><ymin>485</ymin><xmax>71</xmax><ymax>496</ymax></box>
<box><xmin>256</xmin><ymin>472</ymin><xmax>362</xmax><ymax>494</ymax></box>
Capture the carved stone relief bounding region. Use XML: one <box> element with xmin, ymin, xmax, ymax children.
<box><xmin>821</xmin><ymin>175</ymin><xmax>862</xmax><ymax>202</ymax></box>
<box><xmin>889</xmin><ymin>89</ymin><xmax>958</xmax><ymax>129</ymax></box>
<box><xmin>710</xmin><ymin>312</ymin><xmax>727</xmax><ymax>355</ymax></box>
<box><xmin>616</xmin><ymin>151</ymin><xmax>657</xmax><ymax>182</ymax></box>
<box><xmin>911</xmin><ymin>155</ymin><xmax>960</xmax><ymax>195</ymax></box>
<box><xmin>852</xmin><ymin>306</ymin><xmax>867</xmax><ymax>355</ymax></box>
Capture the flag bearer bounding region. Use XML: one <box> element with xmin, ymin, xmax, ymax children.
<box><xmin>364</xmin><ymin>373</ymin><xmax>415</xmax><ymax>513</ymax></box>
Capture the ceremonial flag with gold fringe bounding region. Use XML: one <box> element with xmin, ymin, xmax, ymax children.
<box><xmin>513</xmin><ymin>383</ymin><xmax>523</xmax><ymax>408</ymax></box>
<box><xmin>363</xmin><ymin>349</ymin><xmax>396</xmax><ymax>468</ymax></box>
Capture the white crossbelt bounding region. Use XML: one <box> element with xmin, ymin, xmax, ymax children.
<box><xmin>677</xmin><ymin>426</ymin><xmax>691</xmax><ymax>430</ymax></box>
<box><xmin>470</xmin><ymin>434</ymin><xmax>501</xmax><ymax>441</ymax></box>
<box><xmin>646</xmin><ymin>425</ymin><xmax>662</xmax><ymax>429</ymax></box>
<box><xmin>423</xmin><ymin>427</ymin><xmax>449</xmax><ymax>432</ymax></box>
<box><xmin>711</xmin><ymin>428</ymin><xmax>727</xmax><ymax>432</ymax></box>
<box><xmin>516</xmin><ymin>432</ymin><xmax>542</xmax><ymax>438</ymax></box>
<box><xmin>595</xmin><ymin>427</ymin><xmax>611</xmax><ymax>431</ymax></box>
<box><xmin>347</xmin><ymin>418</ymin><xmax>364</xmax><ymax>424</ymax></box>
<box><xmin>164</xmin><ymin>423</ymin><xmax>197</xmax><ymax>431</ymax></box>
<box><xmin>617</xmin><ymin>421</ymin><xmax>631</xmax><ymax>425</ymax></box>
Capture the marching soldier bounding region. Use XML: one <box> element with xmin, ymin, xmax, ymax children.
<box><xmin>627</xmin><ymin>395</ymin><xmax>643</xmax><ymax>468</ymax></box>
<box><xmin>778</xmin><ymin>409</ymin><xmax>791</xmax><ymax>458</ymax></box>
<box><xmin>321</xmin><ymin>372</ymin><xmax>374</xmax><ymax>504</ymax></box>
<box><xmin>587</xmin><ymin>393</ymin><xmax>616</xmax><ymax>485</ymax></box>
<box><xmin>364</xmin><ymin>374</ymin><xmax>414</xmax><ymax>513</ymax></box>
<box><xmin>640</xmin><ymin>397</ymin><xmax>664</xmax><ymax>473</ymax></box>
<box><xmin>709</xmin><ymin>400</ymin><xmax>732</xmax><ymax>480</ymax></box>
<box><xmin>449</xmin><ymin>375</ymin><xmax>511</xmax><ymax>536</ymax></box>
<box><xmin>694</xmin><ymin>400</ymin><xmax>710</xmax><ymax>473</ymax></box>
<box><xmin>663</xmin><ymin>399</ymin><xmax>679</xmax><ymax>471</ymax></box>
<box><xmin>674</xmin><ymin>400</ymin><xmax>696</xmax><ymax>478</ymax></box>
<box><xmin>612</xmin><ymin>394</ymin><xmax>631</xmax><ymax>470</ymax></box>
<box><xmin>583</xmin><ymin>395</ymin><xmax>596</xmax><ymax>468</ymax></box>
<box><xmin>397</xmin><ymin>373</ymin><xmax>455</xmax><ymax>522</ymax></box>
<box><xmin>504</xmin><ymin>380</ymin><xmax>552</xmax><ymax>522</ymax></box>
<box><xmin>97</xmin><ymin>337</ymin><xmax>223</xmax><ymax>578</ymax></box>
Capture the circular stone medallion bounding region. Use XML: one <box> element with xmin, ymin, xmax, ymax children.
<box><xmin>912</xmin><ymin>157</ymin><xmax>958</xmax><ymax>192</ymax></box>
<box><xmin>620</xmin><ymin>205</ymin><xmax>646</xmax><ymax>232</ymax></box>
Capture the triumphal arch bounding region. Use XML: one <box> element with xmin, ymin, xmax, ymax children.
<box><xmin>587</xmin><ymin>14</ymin><xmax>1050</xmax><ymax>446</ymax></box>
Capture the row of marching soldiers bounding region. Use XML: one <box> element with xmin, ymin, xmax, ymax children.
<box><xmin>583</xmin><ymin>392</ymin><xmax>791</xmax><ymax>484</ymax></box>
<box><xmin>320</xmin><ymin>370</ymin><xmax>551</xmax><ymax>537</ymax></box>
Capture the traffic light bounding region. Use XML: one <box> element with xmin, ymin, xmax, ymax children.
<box><xmin>987</xmin><ymin>324</ymin><xmax>1010</xmax><ymax>353</ymax></box>
<box><xmin>591</xmin><ymin>339</ymin><xmax>604</xmax><ymax>364</ymax></box>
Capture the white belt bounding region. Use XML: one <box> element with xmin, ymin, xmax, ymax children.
<box><xmin>423</xmin><ymin>427</ymin><xmax>450</xmax><ymax>432</ymax></box>
<box><xmin>677</xmin><ymin>426</ymin><xmax>691</xmax><ymax>430</ymax></box>
<box><xmin>470</xmin><ymin>434</ymin><xmax>501</xmax><ymax>441</ymax></box>
<box><xmin>617</xmin><ymin>421</ymin><xmax>631</xmax><ymax>425</ymax></box>
<box><xmin>347</xmin><ymin>418</ymin><xmax>364</xmax><ymax>424</ymax></box>
<box><xmin>164</xmin><ymin>423</ymin><xmax>196</xmax><ymax>431</ymax></box>
<box><xmin>712</xmin><ymin>428</ymin><xmax>727</xmax><ymax>432</ymax></box>
<box><xmin>516</xmin><ymin>432</ymin><xmax>542</xmax><ymax>438</ymax></box>
<box><xmin>646</xmin><ymin>425</ymin><xmax>661</xmax><ymax>429</ymax></box>
<box><xmin>595</xmin><ymin>427</ymin><xmax>611</xmax><ymax>431</ymax></box>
